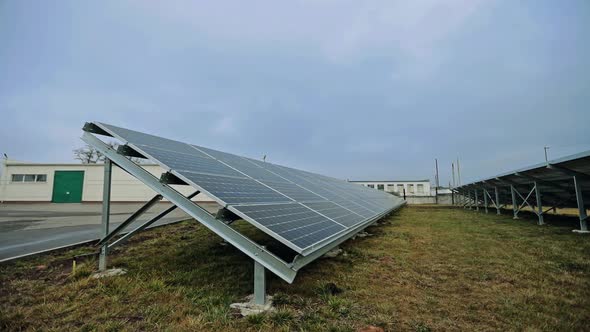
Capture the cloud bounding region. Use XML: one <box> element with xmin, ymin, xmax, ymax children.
<box><xmin>129</xmin><ymin>0</ymin><xmax>485</xmax><ymax>70</ymax></box>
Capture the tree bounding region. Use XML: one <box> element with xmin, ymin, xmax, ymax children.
<box><xmin>74</xmin><ymin>142</ymin><xmax>146</xmax><ymax>164</ymax></box>
<box><xmin>73</xmin><ymin>142</ymin><xmax>118</xmax><ymax>164</ymax></box>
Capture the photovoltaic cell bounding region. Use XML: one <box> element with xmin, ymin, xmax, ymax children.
<box><xmin>93</xmin><ymin>122</ymin><xmax>404</xmax><ymax>254</ymax></box>
<box><xmin>179</xmin><ymin>172</ymin><xmax>292</xmax><ymax>204</ymax></box>
<box><xmin>232</xmin><ymin>203</ymin><xmax>346</xmax><ymax>249</ymax></box>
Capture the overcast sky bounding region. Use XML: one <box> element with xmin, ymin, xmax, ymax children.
<box><xmin>1</xmin><ymin>0</ymin><xmax>589</xmax><ymax>185</ymax></box>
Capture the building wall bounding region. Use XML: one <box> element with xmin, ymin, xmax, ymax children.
<box><xmin>351</xmin><ymin>181</ymin><xmax>432</xmax><ymax>196</ymax></box>
<box><xmin>0</xmin><ymin>162</ymin><xmax>214</xmax><ymax>203</ymax></box>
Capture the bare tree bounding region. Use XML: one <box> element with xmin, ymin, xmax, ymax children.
<box><xmin>74</xmin><ymin>142</ymin><xmax>145</xmax><ymax>164</ymax></box>
<box><xmin>73</xmin><ymin>142</ymin><xmax>118</xmax><ymax>164</ymax></box>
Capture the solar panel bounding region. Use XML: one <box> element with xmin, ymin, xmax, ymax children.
<box><xmin>91</xmin><ymin>122</ymin><xmax>404</xmax><ymax>254</ymax></box>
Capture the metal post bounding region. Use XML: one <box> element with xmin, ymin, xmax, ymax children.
<box><xmin>99</xmin><ymin>159</ymin><xmax>112</xmax><ymax>271</ymax></box>
<box><xmin>254</xmin><ymin>260</ymin><xmax>266</xmax><ymax>305</ymax></box>
<box><xmin>474</xmin><ymin>189</ymin><xmax>479</xmax><ymax>211</ymax></box>
<box><xmin>573</xmin><ymin>175</ymin><xmax>588</xmax><ymax>232</ymax></box>
<box><xmin>534</xmin><ymin>182</ymin><xmax>544</xmax><ymax>225</ymax></box>
<box><xmin>483</xmin><ymin>188</ymin><xmax>488</xmax><ymax>214</ymax></box>
<box><xmin>467</xmin><ymin>191</ymin><xmax>472</xmax><ymax>209</ymax></box>
<box><xmin>510</xmin><ymin>185</ymin><xmax>518</xmax><ymax>219</ymax></box>
<box><xmin>495</xmin><ymin>187</ymin><xmax>501</xmax><ymax>215</ymax></box>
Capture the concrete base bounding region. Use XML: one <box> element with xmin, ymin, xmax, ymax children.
<box><xmin>352</xmin><ymin>231</ymin><xmax>372</xmax><ymax>240</ymax></box>
<box><xmin>230</xmin><ymin>295</ymin><xmax>275</xmax><ymax>316</ymax></box>
<box><xmin>323</xmin><ymin>247</ymin><xmax>343</xmax><ymax>258</ymax></box>
<box><xmin>572</xmin><ymin>229</ymin><xmax>590</xmax><ymax>234</ymax></box>
<box><xmin>92</xmin><ymin>268</ymin><xmax>127</xmax><ymax>279</ymax></box>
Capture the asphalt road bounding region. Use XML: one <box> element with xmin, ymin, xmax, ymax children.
<box><xmin>0</xmin><ymin>202</ymin><xmax>220</xmax><ymax>261</ymax></box>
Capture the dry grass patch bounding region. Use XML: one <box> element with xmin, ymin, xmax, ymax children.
<box><xmin>1</xmin><ymin>206</ymin><xmax>589</xmax><ymax>331</ymax></box>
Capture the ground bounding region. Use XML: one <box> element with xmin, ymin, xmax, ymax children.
<box><xmin>1</xmin><ymin>205</ymin><xmax>589</xmax><ymax>331</ymax></box>
<box><xmin>0</xmin><ymin>202</ymin><xmax>219</xmax><ymax>261</ymax></box>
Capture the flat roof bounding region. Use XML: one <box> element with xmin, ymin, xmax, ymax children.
<box><xmin>349</xmin><ymin>180</ymin><xmax>430</xmax><ymax>183</ymax></box>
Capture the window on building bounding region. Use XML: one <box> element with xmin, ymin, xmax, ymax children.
<box><xmin>377</xmin><ymin>184</ymin><xmax>384</xmax><ymax>191</ymax></box>
<box><xmin>11</xmin><ymin>174</ymin><xmax>24</xmax><ymax>182</ymax></box>
<box><xmin>367</xmin><ymin>184</ymin><xmax>375</xmax><ymax>188</ymax></box>
<box><xmin>11</xmin><ymin>174</ymin><xmax>47</xmax><ymax>183</ymax></box>
<box><xmin>408</xmin><ymin>184</ymin><xmax>414</xmax><ymax>193</ymax></box>
<box><xmin>417</xmin><ymin>184</ymin><xmax>424</xmax><ymax>194</ymax></box>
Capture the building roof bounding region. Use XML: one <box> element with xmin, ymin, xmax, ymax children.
<box><xmin>349</xmin><ymin>179</ymin><xmax>430</xmax><ymax>183</ymax></box>
<box><xmin>5</xmin><ymin>161</ymin><xmax>158</xmax><ymax>167</ymax></box>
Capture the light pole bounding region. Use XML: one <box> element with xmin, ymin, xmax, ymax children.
<box><xmin>544</xmin><ymin>146</ymin><xmax>550</xmax><ymax>163</ymax></box>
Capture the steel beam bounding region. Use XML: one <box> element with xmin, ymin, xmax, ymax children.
<box><xmin>99</xmin><ymin>159</ymin><xmax>112</xmax><ymax>271</ymax></box>
<box><xmin>254</xmin><ymin>260</ymin><xmax>266</xmax><ymax>305</ymax></box>
<box><xmin>98</xmin><ymin>194</ymin><xmax>163</xmax><ymax>246</ymax></box>
<box><xmin>495</xmin><ymin>187</ymin><xmax>501</xmax><ymax>215</ymax></box>
<box><xmin>82</xmin><ymin>132</ymin><xmax>298</xmax><ymax>283</ymax></box>
<box><xmin>109</xmin><ymin>191</ymin><xmax>200</xmax><ymax>249</ymax></box>
<box><xmin>510</xmin><ymin>185</ymin><xmax>518</xmax><ymax>219</ymax></box>
<box><xmin>573</xmin><ymin>175</ymin><xmax>589</xmax><ymax>233</ymax></box>
<box><xmin>483</xmin><ymin>188</ymin><xmax>489</xmax><ymax>214</ymax></box>
<box><xmin>474</xmin><ymin>189</ymin><xmax>479</xmax><ymax>211</ymax></box>
<box><xmin>534</xmin><ymin>181</ymin><xmax>544</xmax><ymax>225</ymax></box>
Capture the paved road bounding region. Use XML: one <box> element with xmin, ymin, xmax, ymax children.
<box><xmin>0</xmin><ymin>202</ymin><xmax>220</xmax><ymax>261</ymax></box>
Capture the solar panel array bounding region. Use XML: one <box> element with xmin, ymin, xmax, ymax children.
<box><xmin>94</xmin><ymin>122</ymin><xmax>403</xmax><ymax>254</ymax></box>
<box><xmin>455</xmin><ymin>150</ymin><xmax>590</xmax><ymax>210</ymax></box>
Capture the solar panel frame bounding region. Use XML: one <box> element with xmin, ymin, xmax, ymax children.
<box><xmin>91</xmin><ymin>122</ymin><xmax>404</xmax><ymax>255</ymax></box>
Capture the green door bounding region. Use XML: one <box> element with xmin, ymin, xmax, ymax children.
<box><xmin>52</xmin><ymin>171</ymin><xmax>84</xmax><ymax>203</ymax></box>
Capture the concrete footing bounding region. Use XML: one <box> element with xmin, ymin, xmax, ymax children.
<box><xmin>230</xmin><ymin>295</ymin><xmax>275</xmax><ymax>316</ymax></box>
<box><xmin>92</xmin><ymin>268</ymin><xmax>127</xmax><ymax>279</ymax></box>
<box><xmin>572</xmin><ymin>229</ymin><xmax>590</xmax><ymax>234</ymax></box>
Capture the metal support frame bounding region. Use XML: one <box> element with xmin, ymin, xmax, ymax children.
<box><xmin>483</xmin><ymin>188</ymin><xmax>489</xmax><ymax>213</ymax></box>
<box><xmin>109</xmin><ymin>191</ymin><xmax>200</xmax><ymax>249</ymax></box>
<box><xmin>254</xmin><ymin>260</ymin><xmax>266</xmax><ymax>305</ymax></box>
<box><xmin>83</xmin><ymin>129</ymin><xmax>406</xmax><ymax>301</ymax></box>
<box><xmin>82</xmin><ymin>131</ymin><xmax>299</xmax><ymax>283</ymax></box>
<box><xmin>573</xmin><ymin>175</ymin><xmax>589</xmax><ymax>232</ymax></box>
<box><xmin>99</xmin><ymin>159</ymin><xmax>112</xmax><ymax>271</ymax></box>
<box><xmin>510</xmin><ymin>185</ymin><xmax>518</xmax><ymax>219</ymax></box>
<box><xmin>546</xmin><ymin>165</ymin><xmax>590</xmax><ymax>233</ymax></box>
<box><xmin>474</xmin><ymin>189</ymin><xmax>479</xmax><ymax>211</ymax></box>
<box><xmin>97</xmin><ymin>194</ymin><xmax>163</xmax><ymax>246</ymax></box>
<box><xmin>495</xmin><ymin>187</ymin><xmax>501</xmax><ymax>215</ymax></box>
<box><xmin>534</xmin><ymin>181</ymin><xmax>545</xmax><ymax>225</ymax></box>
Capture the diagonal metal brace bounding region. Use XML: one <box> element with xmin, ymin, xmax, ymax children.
<box><xmin>109</xmin><ymin>191</ymin><xmax>200</xmax><ymax>249</ymax></box>
<box><xmin>98</xmin><ymin>194</ymin><xmax>163</xmax><ymax>246</ymax></box>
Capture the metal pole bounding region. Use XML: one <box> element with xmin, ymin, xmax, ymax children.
<box><xmin>483</xmin><ymin>188</ymin><xmax>488</xmax><ymax>214</ymax></box>
<box><xmin>435</xmin><ymin>159</ymin><xmax>439</xmax><ymax>205</ymax></box>
<box><xmin>467</xmin><ymin>191</ymin><xmax>472</xmax><ymax>210</ymax></box>
<box><xmin>534</xmin><ymin>182</ymin><xmax>544</xmax><ymax>225</ymax></box>
<box><xmin>573</xmin><ymin>175</ymin><xmax>588</xmax><ymax>232</ymax></box>
<box><xmin>99</xmin><ymin>159</ymin><xmax>112</xmax><ymax>271</ymax></box>
<box><xmin>474</xmin><ymin>189</ymin><xmax>479</xmax><ymax>211</ymax></box>
<box><xmin>254</xmin><ymin>260</ymin><xmax>266</xmax><ymax>305</ymax></box>
<box><xmin>510</xmin><ymin>185</ymin><xmax>518</xmax><ymax>219</ymax></box>
<box><xmin>495</xmin><ymin>187</ymin><xmax>500</xmax><ymax>215</ymax></box>
<box><xmin>457</xmin><ymin>158</ymin><xmax>461</xmax><ymax>186</ymax></box>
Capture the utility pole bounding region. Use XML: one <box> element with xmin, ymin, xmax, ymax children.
<box><xmin>451</xmin><ymin>163</ymin><xmax>457</xmax><ymax>188</ymax></box>
<box><xmin>456</xmin><ymin>158</ymin><xmax>461</xmax><ymax>186</ymax></box>
<box><xmin>544</xmin><ymin>146</ymin><xmax>550</xmax><ymax>163</ymax></box>
<box><xmin>435</xmin><ymin>158</ymin><xmax>439</xmax><ymax>204</ymax></box>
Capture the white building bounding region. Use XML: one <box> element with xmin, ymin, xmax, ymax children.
<box><xmin>349</xmin><ymin>180</ymin><xmax>432</xmax><ymax>196</ymax></box>
<box><xmin>0</xmin><ymin>159</ymin><xmax>213</xmax><ymax>203</ymax></box>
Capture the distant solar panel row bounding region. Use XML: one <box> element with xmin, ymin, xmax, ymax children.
<box><xmin>93</xmin><ymin>122</ymin><xmax>403</xmax><ymax>254</ymax></box>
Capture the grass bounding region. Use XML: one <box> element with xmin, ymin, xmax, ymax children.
<box><xmin>1</xmin><ymin>206</ymin><xmax>589</xmax><ymax>331</ymax></box>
